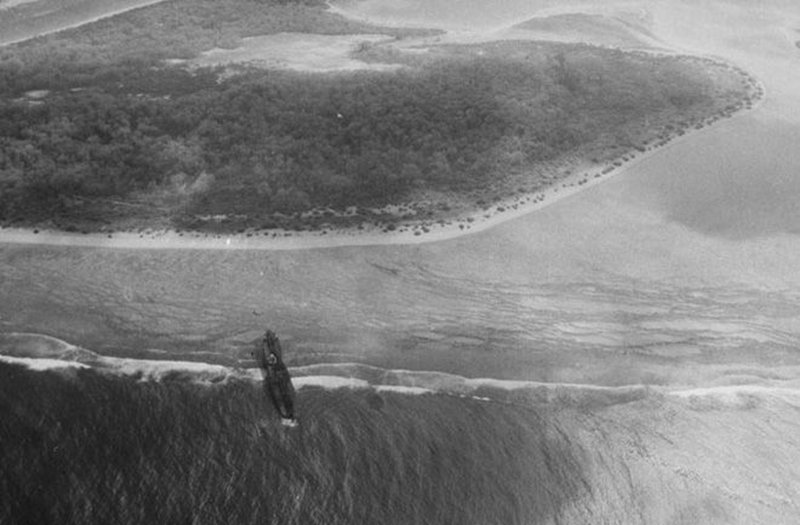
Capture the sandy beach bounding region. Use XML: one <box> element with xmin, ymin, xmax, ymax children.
<box><xmin>0</xmin><ymin>0</ymin><xmax>169</xmax><ymax>47</ymax></box>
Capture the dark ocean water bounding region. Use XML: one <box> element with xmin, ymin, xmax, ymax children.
<box><xmin>2</xmin><ymin>333</ymin><xmax>800</xmax><ymax>524</ymax></box>
<box><xmin>1</xmin><ymin>363</ymin><xmax>578</xmax><ymax>525</ymax></box>
<box><xmin>0</xmin><ymin>334</ymin><xmax>594</xmax><ymax>525</ymax></box>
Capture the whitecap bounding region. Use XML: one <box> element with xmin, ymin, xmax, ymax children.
<box><xmin>0</xmin><ymin>355</ymin><xmax>90</xmax><ymax>371</ymax></box>
<box><xmin>293</xmin><ymin>375</ymin><xmax>369</xmax><ymax>389</ymax></box>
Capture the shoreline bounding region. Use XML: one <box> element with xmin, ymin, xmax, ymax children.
<box><xmin>0</xmin><ymin>86</ymin><xmax>764</xmax><ymax>252</ymax></box>
<box><xmin>0</xmin><ymin>21</ymin><xmax>766</xmax><ymax>251</ymax></box>
<box><xmin>0</xmin><ymin>0</ymin><xmax>169</xmax><ymax>47</ymax></box>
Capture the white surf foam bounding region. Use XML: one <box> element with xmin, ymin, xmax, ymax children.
<box><xmin>95</xmin><ymin>357</ymin><xmax>235</xmax><ymax>383</ymax></box>
<box><xmin>375</xmin><ymin>385</ymin><xmax>432</xmax><ymax>395</ymax></box>
<box><xmin>293</xmin><ymin>375</ymin><xmax>369</xmax><ymax>389</ymax></box>
<box><xmin>0</xmin><ymin>339</ymin><xmax>641</xmax><ymax>400</ymax></box>
<box><xmin>0</xmin><ymin>334</ymin><xmax>650</xmax><ymax>404</ymax></box>
<box><xmin>669</xmin><ymin>385</ymin><xmax>800</xmax><ymax>408</ymax></box>
<box><xmin>0</xmin><ymin>355</ymin><xmax>90</xmax><ymax>371</ymax></box>
<box><xmin>5</xmin><ymin>334</ymin><xmax>797</xmax><ymax>407</ymax></box>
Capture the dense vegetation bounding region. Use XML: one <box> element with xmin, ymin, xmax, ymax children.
<box><xmin>0</xmin><ymin>0</ymin><xmax>433</xmax><ymax>94</ymax></box>
<box><xmin>0</xmin><ymin>0</ymin><xmax>758</xmax><ymax>233</ymax></box>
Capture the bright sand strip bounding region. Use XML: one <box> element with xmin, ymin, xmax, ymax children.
<box><xmin>0</xmin><ymin>0</ymin><xmax>39</xmax><ymax>10</ymax></box>
<box><xmin>0</xmin><ymin>163</ymin><xmax>686</xmax><ymax>251</ymax></box>
<box><xmin>0</xmin><ymin>0</ymin><xmax>169</xmax><ymax>47</ymax></box>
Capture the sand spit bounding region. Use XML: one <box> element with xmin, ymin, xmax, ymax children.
<box><xmin>0</xmin><ymin>0</ymin><xmax>168</xmax><ymax>47</ymax></box>
<box><xmin>0</xmin><ymin>0</ymin><xmax>38</xmax><ymax>10</ymax></box>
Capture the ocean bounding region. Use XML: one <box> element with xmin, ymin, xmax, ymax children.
<box><xmin>4</xmin><ymin>0</ymin><xmax>800</xmax><ymax>522</ymax></box>
<box><xmin>2</xmin><ymin>333</ymin><xmax>800</xmax><ymax>524</ymax></box>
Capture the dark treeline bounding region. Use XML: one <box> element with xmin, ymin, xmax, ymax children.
<box><xmin>0</xmin><ymin>0</ymin><xmax>435</xmax><ymax>95</ymax></box>
<box><xmin>0</xmin><ymin>61</ymin><xmax>511</xmax><ymax>224</ymax></box>
<box><xmin>189</xmin><ymin>63</ymin><xmax>511</xmax><ymax>214</ymax></box>
<box><xmin>0</xmin><ymin>0</ymin><xmax>739</xmax><ymax>232</ymax></box>
<box><xmin>0</xmin><ymin>46</ymin><xmax>725</xmax><ymax>230</ymax></box>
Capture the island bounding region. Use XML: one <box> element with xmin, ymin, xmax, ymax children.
<box><xmin>0</xmin><ymin>0</ymin><xmax>762</xmax><ymax>244</ymax></box>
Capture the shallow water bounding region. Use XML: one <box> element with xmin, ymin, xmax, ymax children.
<box><xmin>4</xmin><ymin>0</ymin><xmax>800</xmax><ymax>522</ymax></box>
<box><xmin>330</xmin><ymin>0</ymin><xmax>592</xmax><ymax>32</ymax></box>
<box><xmin>3</xmin><ymin>0</ymin><xmax>800</xmax><ymax>385</ymax></box>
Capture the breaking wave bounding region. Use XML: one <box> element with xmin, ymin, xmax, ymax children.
<box><xmin>0</xmin><ymin>332</ymin><xmax>653</xmax><ymax>407</ymax></box>
<box><xmin>3</xmin><ymin>331</ymin><xmax>800</xmax><ymax>524</ymax></box>
<box><xmin>4</xmin><ymin>331</ymin><xmax>800</xmax><ymax>413</ymax></box>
